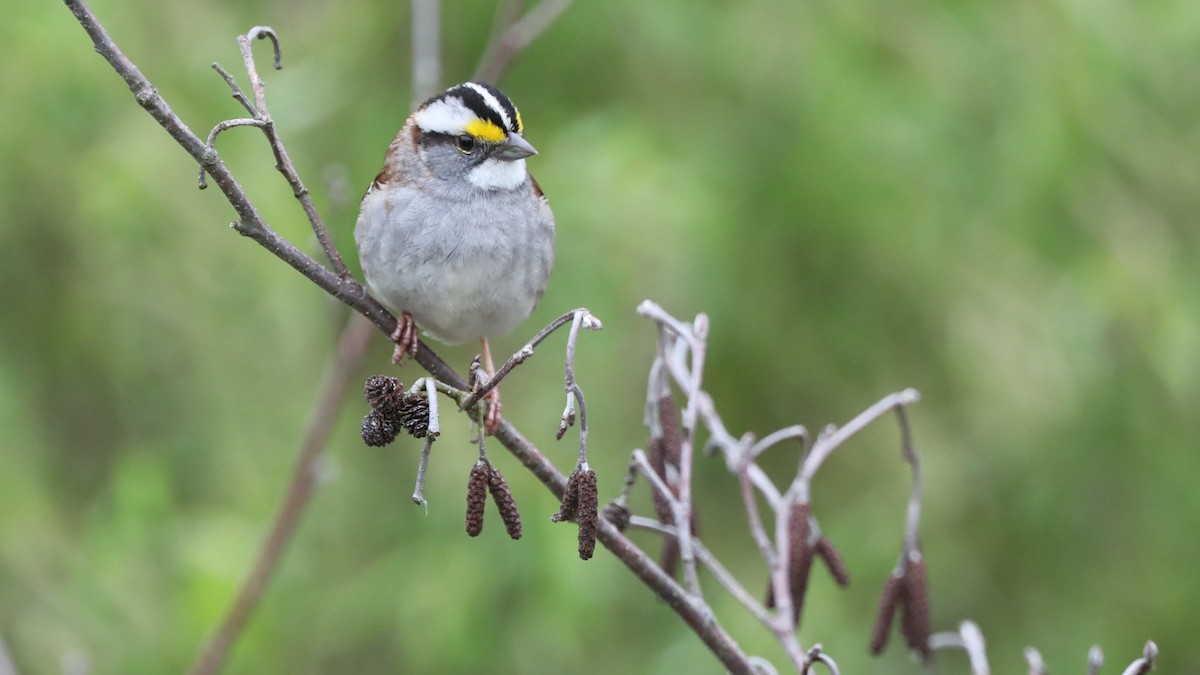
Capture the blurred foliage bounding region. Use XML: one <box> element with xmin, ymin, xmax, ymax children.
<box><xmin>2</xmin><ymin>0</ymin><xmax>1199</xmax><ymax>672</ymax></box>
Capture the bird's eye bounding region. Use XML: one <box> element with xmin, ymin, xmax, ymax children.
<box><xmin>455</xmin><ymin>135</ymin><xmax>476</xmax><ymax>154</ymax></box>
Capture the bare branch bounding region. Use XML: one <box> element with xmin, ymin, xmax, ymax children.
<box><xmin>805</xmin><ymin>645</ymin><xmax>840</xmax><ymax>675</ymax></box>
<box><xmin>188</xmin><ymin>314</ymin><xmax>375</xmax><ymax>675</ymax></box>
<box><xmin>412</xmin><ymin>435</ymin><xmax>435</xmax><ymax>507</ymax></box>
<box><xmin>593</xmin><ymin>515</ymin><xmax>755</xmax><ymax>674</ymax></box>
<box><xmin>221</xmin><ymin>28</ymin><xmax>350</xmax><ymax>278</ymax></box>
<box><xmin>1120</xmin><ymin>641</ymin><xmax>1159</xmax><ymax>675</ymax></box>
<box><xmin>737</xmin><ymin>439</ymin><xmax>778</xmax><ymax>567</ymax></box>
<box><xmin>628</xmin><ymin>516</ymin><xmax>775</xmax><ymax>627</ymax></box>
<box><xmin>246</xmin><ymin>26</ymin><xmax>282</xmax><ymax>70</ymax></box>
<box><xmin>210</xmin><ymin>62</ymin><xmax>255</xmax><ymax>114</ymax></box>
<box><xmin>797</xmin><ymin>388</ymin><xmax>921</xmax><ymax>490</ymax></box>
<box><xmin>410</xmin><ymin>0</ymin><xmax>440</xmax><ymax>101</ymax></box>
<box><xmin>928</xmin><ymin>621</ymin><xmax>990</xmax><ymax>675</ymax></box>
<box><xmin>474</xmin><ymin>0</ymin><xmax>576</xmax><ymax>83</ymax></box>
<box><xmin>462</xmin><ymin>308</ymin><xmax>600</xmax><ymax>410</ymax></box>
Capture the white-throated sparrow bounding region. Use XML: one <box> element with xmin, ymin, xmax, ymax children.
<box><xmin>355</xmin><ymin>82</ymin><xmax>555</xmax><ymax>433</ymax></box>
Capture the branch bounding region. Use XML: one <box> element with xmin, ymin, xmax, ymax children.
<box><xmin>188</xmin><ymin>314</ymin><xmax>375</xmax><ymax>675</ymax></box>
<box><xmin>410</xmin><ymin>0</ymin><xmax>441</xmax><ymax>101</ymax></box>
<box><xmin>460</xmin><ymin>308</ymin><xmax>600</xmax><ymax>410</ymax></box>
<box><xmin>200</xmin><ymin>27</ymin><xmax>350</xmax><ymax>279</ymax></box>
<box><xmin>929</xmin><ymin>621</ymin><xmax>990</xmax><ymax>675</ymax></box>
<box><xmin>473</xmin><ymin>0</ymin><xmax>576</xmax><ymax>83</ymax></box>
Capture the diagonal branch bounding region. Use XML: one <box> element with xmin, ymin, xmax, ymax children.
<box><xmin>473</xmin><ymin>0</ymin><xmax>576</xmax><ymax>83</ymax></box>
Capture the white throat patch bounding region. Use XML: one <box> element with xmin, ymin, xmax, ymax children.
<box><xmin>468</xmin><ymin>158</ymin><xmax>527</xmax><ymax>190</ymax></box>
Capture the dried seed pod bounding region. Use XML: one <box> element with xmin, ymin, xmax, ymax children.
<box><xmin>360</xmin><ymin>410</ymin><xmax>397</xmax><ymax>447</ymax></box>
<box><xmin>577</xmin><ymin>469</ymin><xmax>598</xmax><ymax>560</ymax></box>
<box><xmin>786</xmin><ymin>501</ymin><xmax>815</xmax><ymax>626</ymax></box>
<box><xmin>815</xmin><ymin>536</ymin><xmax>850</xmax><ymax>587</ymax></box>
<box><xmin>487</xmin><ymin>468</ymin><xmax>522</xmax><ymax>540</ymax></box>
<box><xmin>656</xmin><ymin>395</ymin><xmax>682</xmax><ymax>468</ymax></box>
<box><xmin>899</xmin><ymin>556</ymin><xmax>931</xmax><ymax>660</ymax></box>
<box><xmin>647</xmin><ymin>437</ymin><xmax>675</xmax><ymax>525</ymax></box>
<box><xmin>601</xmin><ymin>501</ymin><xmax>630</xmax><ymax>531</ymax></box>
<box><xmin>869</xmin><ymin>571</ymin><xmax>903</xmax><ymax>655</ymax></box>
<box><xmin>551</xmin><ymin>467</ymin><xmax>583</xmax><ymax>523</ymax></box>
<box><xmin>465</xmin><ymin>462</ymin><xmax>488</xmax><ymax>537</ymax></box>
<box><xmin>650</xmin><ymin>397</ymin><xmax>686</xmax><ymax>576</ymax></box>
<box><xmin>395</xmin><ymin>393</ymin><xmax>430</xmax><ymax>438</ymax></box>
<box><xmin>646</xmin><ymin>435</ymin><xmax>679</xmax><ymax>577</ymax></box>
<box><xmin>364</xmin><ymin>375</ymin><xmax>403</xmax><ymax>414</ymax></box>
<box><xmin>659</xmin><ymin>532</ymin><xmax>680</xmax><ymax>579</ymax></box>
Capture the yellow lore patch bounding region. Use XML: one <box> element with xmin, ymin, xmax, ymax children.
<box><xmin>464</xmin><ymin>118</ymin><xmax>507</xmax><ymax>143</ymax></box>
<box><xmin>515</xmin><ymin>109</ymin><xmax>524</xmax><ymax>133</ymax></box>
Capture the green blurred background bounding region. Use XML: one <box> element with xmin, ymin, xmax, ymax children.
<box><xmin>3</xmin><ymin>0</ymin><xmax>1198</xmax><ymax>672</ymax></box>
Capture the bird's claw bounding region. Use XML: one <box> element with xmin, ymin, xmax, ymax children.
<box><xmin>390</xmin><ymin>312</ymin><xmax>419</xmax><ymax>365</ymax></box>
<box><xmin>483</xmin><ymin>388</ymin><xmax>502</xmax><ymax>436</ymax></box>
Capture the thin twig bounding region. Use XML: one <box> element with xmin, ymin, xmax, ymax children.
<box><xmin>1119</xmin><ymin>641</ymin><xmax>1159</xmax><ymax>675</ymax></box>
<box><xmin>805</xmin><ymin>645</ymin><xmax>840</xmax><ymax>675</ymax></box>
<box><xmin>476</xmin><ymin>0</ymin><xmax>524</xmax><ymax>80</ymax></box>
<box><xmin>408</xmin><ymin>377</ymin><xmax>443</xmax><ymax>507</ymax></box>
<box><xmin>411</xmin><ymin>0</ymin><xmax>440</xmax><ymax>102</ymax></box>
<box><xmin>557</xmin><ymin>310</ymin><xmax>593</xmax><ymax>463</ymax></box>
<box><xmin>188</xmin><ymin>314</ymin><xmax>375</xmax><ymax>675</ymax></box>
<box><xmin>896</xmin><ymin>404</ymin><xmax>922</xmax><ymax>552</ymax></box>
<box><xmin>628</xmin><ymin>516</ymin><xmax>774</xmax><ymax>627</ymax></box>
<box><xmin>412</xmin><ymin>435</ymin><xmax>435</xmax><ymax>507</ymax></box>
<box><xmin>210</xmin><ymin>62</ymin><xmax>254</xmax><ymax>114</ymax></box>
<box><xmin>929</xmin><ymin>621</ymin><xmax>990</xmax><ymax>675</ymax></box>
<box><xmin>461</xmin><ymin>308</ymin><xmax>599</xmax><ymax>410</ymax></box>
<box><xmin>234</xmin><ymin>27</ymin><xmax>350</xmax><ymax>279</ymax></box>
<box><xmin>638</xmin><ymin>306</ymin><xmax>707</xmax><ymax>596</ymax></box>
<box><xmin>737</xmin><ymin>438</ymin><xmax>777</xmax><ymax>568</ymax></box>
<box><xmin>796</xmin><ymin>389</ymin><xmax>921</xmax><ymax>498</ymax></box>
<box><xmin>473</xmin><ymin>0</ymin><xmax>576</xmax><ymax>83</ymax></box>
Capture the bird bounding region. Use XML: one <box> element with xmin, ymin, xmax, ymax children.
<box><xmin>354</xmin><ymin>82</ymin><xmax>555</xmax><ymax>434</ymax></box>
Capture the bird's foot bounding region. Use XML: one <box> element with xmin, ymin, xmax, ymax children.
<box><xmin>483</xmin><ymin>387</ymin><xmax>502</xmax><ymax>436</ymax></box>
<box><xmin>480</xmin><ymin>336</ymin><xmax>502</xmax><ymax>436</ymax></box>
<box><xmin>390</xmin><ymin>312</ymin><xmax>419</xmax><ymax>365</ymax></box>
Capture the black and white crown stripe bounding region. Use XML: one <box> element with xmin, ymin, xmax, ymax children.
<box><xmin>462</xmin><ymin>83</ymin><xmax>521</xmax><ymax>133</ymax></box>
<box><xmin>413</xmin><ymin>82</ymin><xmax>522</xmax><ymax>137</ymax></box>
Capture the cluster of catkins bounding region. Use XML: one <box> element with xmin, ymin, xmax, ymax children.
<box><xmin>360</xmin><ymin>375</ymin><xmax>430</xmax><ymax>446</ymax></box>
<box><xmin>360</xmin><ymin>374</ymin><xmax>603</xmax><ymax>559</ymax></box>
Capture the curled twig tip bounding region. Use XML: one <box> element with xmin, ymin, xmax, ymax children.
<box><xmin>245</xmin><ymin>26</ymin><xmax>282</xmax><ymax>69</ymax></box>
<box><xmin>805</xmin><ymin>645</ymin><xmax>840</xmax><ymax>675</ymax></box>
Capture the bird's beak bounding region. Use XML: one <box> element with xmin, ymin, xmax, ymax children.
<box><xmin>494</xmin><ymin>132</ymin><xmax>538</xmax><ymax>161</ymax></box>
